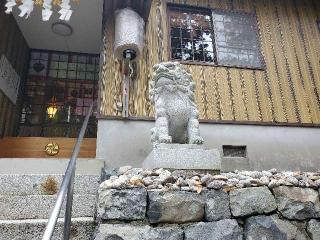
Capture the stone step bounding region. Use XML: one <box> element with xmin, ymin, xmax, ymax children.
<box><xmin>0</xmin><ymin>194</ymin><xmax>96</xmax><ymax>220</ymax></box>
<box><xmin>0</xmin><ymin>158</ymin><xmax>104</xmax><ymax>174</ymax></box>
<box><xmin>0</xmin><ymin>217</ymin><xmax>95</xmax><ymax>240</ymax></box>
<box><xmin>0</xmin><ymin>174</ymin><xmax>100</xmax><ymax>195</ymax></box>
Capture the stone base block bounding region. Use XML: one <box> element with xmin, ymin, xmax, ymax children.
<box><xmin>142</xmin><ymin>144</ymin><xmax>221</xmax><ymax>170</ymax></box>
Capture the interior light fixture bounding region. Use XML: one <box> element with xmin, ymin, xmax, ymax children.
<box><xmin>47</xmin><ymin>96</ymin><xmax>58</xmax><ymax>119</ymax></box>
<box><xmin>51</xmin><ymin>22</ymin><xmax>73</xmax><ymax>37</ymax></box>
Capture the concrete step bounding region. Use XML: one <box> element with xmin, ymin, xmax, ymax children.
<box><xmin>0</xmin><ymin>158</ymin><xmax>104</xmax><ymax>174</ymax></box>
<box><xmin>0</xmin><ymin>174</ymin><xmax>100</xmax><ymax>195</ymax></box>
<box><xmin>0</xmin><ymin>194</ymin><xmax>96</xmax><ymax>220</ymax></box>
<box><xmin>0</xmin><ymin>217</ymin><xmax>95</xmax><ymax>240</ymax></box>
<box><xmin>0</xmin><ymin>174</ymin><xmax>100</xmax><ymax>220</ymax></box>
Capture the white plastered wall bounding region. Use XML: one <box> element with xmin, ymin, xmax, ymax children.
<box><xmin>96</xmin><ymin>119</ymin><xmax>320</xmax><ymax>171</ymax></box>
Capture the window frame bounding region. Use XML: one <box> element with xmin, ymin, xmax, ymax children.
<box><xmin>167</xmin><ymin>5</ymin><xmax>217</xmax><ymax>64</ymax></box>
<box><xmin>166</xmin><ymin>3</ymin><xmax>266</xmax><ymax>70</ymax></box>
<box><xmin>19</xmin><ymin>49</ymin><xmax>99</xmax><ymax>138</ymax></box>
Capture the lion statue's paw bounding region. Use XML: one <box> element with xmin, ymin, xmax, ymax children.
<box><xmin>189</xmin><ymin>136</ymin><xmax>204</xmax><ymax>145</ymax></box>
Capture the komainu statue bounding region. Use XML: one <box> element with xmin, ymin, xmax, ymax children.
<box><xmin>149</xmin><ymin>62</ymin><xmax>204</xmax><ymax>146</ymax></box>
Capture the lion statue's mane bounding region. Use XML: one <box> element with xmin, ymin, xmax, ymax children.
<box><xmin>149</xmin><ymin>62</ymin><xmax>204</xmax><ymax>146</ymax></box>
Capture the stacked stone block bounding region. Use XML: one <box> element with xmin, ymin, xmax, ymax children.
<box><xmin>95</xmin><ymin>184</ymin><xmax>320</xmax><ymax>240</ymax></box>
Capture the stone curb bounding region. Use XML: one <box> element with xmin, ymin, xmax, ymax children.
<box><xmin>0</xmin><ymin>217</ymin><xmax>95</xmax><ymax>240</ymax></box>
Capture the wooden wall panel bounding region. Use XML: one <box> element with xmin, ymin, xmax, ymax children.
<box><xmin>0</xmin><ymin>137</ymin><xmax>96</xmax><ymax>158</ymax></box>
<box><xmin>0</xmin><ymin>1</ymin><xmax>29</xmax><ymax>137</ymax></box>
<box><xmin>296</xmin><ymin>0</ymin><xmax>320</xmax><ymax>118</ymax></box>
<box><xmin>99</xmin><ymin>13</ymin><xmax>122</xmax><ymax>117</ymax></box>
<box><xmin>99</xmin><ymin>0</ymin><xmax>320</xmax><ymax>125</ymax></box>
<box><xmin>286</xmin><ymin>0</ymin><xmax>320</xmax><ymax>122</ymax></box>
<box><xmin>275</xmin><ymin>0</ymin><xmax>310</xmax><ymax>123</ymax></box>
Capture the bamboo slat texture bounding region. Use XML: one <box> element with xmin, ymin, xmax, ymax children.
<box><xmin>99</xmin><ymin>0</ymin><xmax>320</xmax><ymax>125</ymax></box>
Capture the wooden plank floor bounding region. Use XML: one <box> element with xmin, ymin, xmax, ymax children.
<box><xmin>0</xmin><ymin>137</ymin><xmax>96</xmax><ymax>158</ymax></box>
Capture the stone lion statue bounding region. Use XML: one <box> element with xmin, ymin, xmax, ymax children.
<box><xmin>149</xmin><ymin>62</ymin><xmax>204</xmax><ymax>146</ymax></box>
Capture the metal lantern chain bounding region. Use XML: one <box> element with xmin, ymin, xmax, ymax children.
<box><xmin>5</xmin><ymin>0</ymin><xmax>79</xmax><ymax>21</ymax></box>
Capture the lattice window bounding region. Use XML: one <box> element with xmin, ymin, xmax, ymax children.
<box><xmin>19</xmin><ymin>50</ymin><xmax>99</xmax><ymax>138</ymax></box>
<box><xmin>168</xmin><ymin>5</ymin><xmax>263</xmax><ymax>69</ymax></box>
<box><xmin>169</xmin><ymin>7</ymin><xmax>215</xmax><ymax>63</ymax></box>
<box><xmin>212</xmin><ymin>10</ymin><xmax>262</xmax><ymax>68</ymax></box>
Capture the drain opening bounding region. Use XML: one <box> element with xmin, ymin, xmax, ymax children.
<box><xmin>223</xmin><ymin>145</ymin><xmax>247</xmax><ymax>158</ymax></box>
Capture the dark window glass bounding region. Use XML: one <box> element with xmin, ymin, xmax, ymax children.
<box><xmin>169</xmin><ymin>7</ymin><xmax>215</xmax><ymax>63</ymax></box>
<box><xmin>168</xmin><ymin>5</ymin><xmax>263</xmax><ymax>69</ymax></box>
<box><xmin>172</xmin><ymin>48</ymin><xmax>182</xmax><ymax>60</ymax></box>
<box><xmin>19</xmin><ymin>50</ymin><xmax>99</xmax><ymax>138</ymax></box>
<box><xmin>212</xmin><ymin>10</ymin><xmax>262</xmax><ymax>68</ymax></box>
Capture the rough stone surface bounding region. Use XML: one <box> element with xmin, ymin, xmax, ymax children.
<box><xmin>273</xmin><ymin>186</ymin><xmax>320</xmax><ymax>220</ymax></box>
<box><xmin>143</xmin><ymin>144</ymin><xmax>221</xmax><ymax>170</ymax></box>
<box><xmin>98</xmin><ymin>167</ymin><xmax>320</xmax><ymax>191</ymax></box>
<box><xmin>0</xmin><ymin>217</ymin><xmax>95</xmax><ymax>240</ymax></box>
<box><xmin>101</xmin><ymin>168</ymin><xmax>118</xmax><ymax>182</ymax></box>
<box><xmin>202</xmin><ymin>190</ymin><xmax>231</xmax><ymax>221</ymax></box>
<box><xmin>93</xmin><ymin>168</ymin><xmax>320</xmax><ymax>240</ymax></box>
<box><xmin>0</xmin><ymin>194</ymin><xmax>95</xmax><ymax>220</ymax></box>
<box><xmin>147</xmin><ymin>191</ymin><xmax>204</xmax><ymax>223</ymax></box>
<box><xmin>229</xmin><ymin>186</ymin><xmax>277</xmax><ymax>217</ymax></box>
<box><xmin>148</xmin><ymin>62</ymin><xmax>204</xmax><ymax>146</ymax></box>
<box><xmin>94</xmin><ymin>224</ymin><xmax>183</xmax><ymax>240</ymax></box>
<box><xmin>244</xmin><ymin>215</ymin><xmax>310</xmax><ymax>240</ymax></box>
<box><xmin>307</xmin><ymin>219</ymin><xmax>320</xmax><ymax>240</ymax></box>
<box><xmin>0</xmin><ymin>174</ymin><xmax>100</xmax><ymax>195</ymax></box>
<box><xmin>97</xmin><ymin>188</ymin><xmax>147</xmax><ymax>220</ymax></box>
<box><xmin>184</xmin><ymin>219</ymin><xmax>243</xmax><ymax>240</ymax></box>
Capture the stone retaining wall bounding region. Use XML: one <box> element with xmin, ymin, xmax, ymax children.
<box><xmin>94</xmin><ymin>167</ymin><xmax>320</xmax><ymax>240</ymax></box>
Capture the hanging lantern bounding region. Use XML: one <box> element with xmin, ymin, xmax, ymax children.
<box><xmin>5</xmin><ymin>0</ymin><xmax>78</xmax><ymax>21</ymax></box>
<box><xmin>47</xmin><ymin>96</ymin><xmax>58</xmax><ymax>119</ymax></box>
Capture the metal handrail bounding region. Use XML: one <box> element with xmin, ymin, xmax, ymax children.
<box><xmin>42</xmin><ymin>103</ymin><xmax>94</xmax><ymax>240</ymax></box>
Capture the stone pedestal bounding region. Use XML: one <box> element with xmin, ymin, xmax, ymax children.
<box><xmin>142</xmin><ymin>144</ymin><xmax>221</xmax><ymax>170</ymax></box>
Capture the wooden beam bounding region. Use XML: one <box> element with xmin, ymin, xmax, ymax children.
<box><xmin>0</xmin><ymin>137</ymin><xmax>96</xmax><ymax>158</ymax></box>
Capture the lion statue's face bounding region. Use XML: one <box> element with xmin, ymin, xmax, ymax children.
<box><xmin>149</xmin><ymin>62</ymin><xmax>195</xmax><ymax>103</ymax></box>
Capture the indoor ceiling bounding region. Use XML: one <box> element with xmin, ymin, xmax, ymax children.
<box><xmin>13</xmin><ymin>0</ymin><xmax>103</xmax><ymax>54</ymax></box>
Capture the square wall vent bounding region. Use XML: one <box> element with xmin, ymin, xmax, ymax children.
<box><xmin>223</xmin><ymin>145</ymin><xmax>247</xmax><ymax>158</ymax></box>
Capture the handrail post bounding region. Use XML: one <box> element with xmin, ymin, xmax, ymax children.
<box><xmin>63</xmin><ymin>167</ymin><xmax>75</xmax><ymax>240</ymax></box>
<box><xmin>42</xmin><ymin>103</ymin><xmax>94</xmax><ymax>240</ymax></box>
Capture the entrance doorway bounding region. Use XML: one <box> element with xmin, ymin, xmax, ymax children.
<box><xmin>19</xmin><ymin>49</ymin><xmax>99</xmax><ymax>138</ymax></box>
<box><xmin>0</xmin><ymin>0</ymin><xmax>103</xmax><ymax>158</ymax></box>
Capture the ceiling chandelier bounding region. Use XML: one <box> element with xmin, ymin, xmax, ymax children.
<box><xmin>5</xmin><ymin>0</ymin><xmax>79</xmax><ymax>21</ymax></box>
